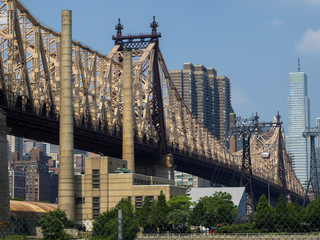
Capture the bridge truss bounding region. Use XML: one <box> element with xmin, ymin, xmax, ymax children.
<box><xmin>0</xmin><ymin>0</ymin><xmax>305</xmax><ymax>200</ymax></box>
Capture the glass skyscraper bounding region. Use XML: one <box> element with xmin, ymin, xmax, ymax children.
<box><xmin>287</xmin><ymin>71</ymin><xmax>310</xmax><ymax>189</ymax></box>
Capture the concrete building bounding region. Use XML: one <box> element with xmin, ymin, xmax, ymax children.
<box><xmin>74</xmin><ymin>153</ymin><xmax>85</xmax><ymax>174</ymax></box>
<box><xmin>170</xmin><ymin>63</ymin><xmax>215</xmax><ymax>135</ymax></box>
<box><xmin>287</xmin><ymin>69</ymin><xmax>310</xmax><ymax>188</ymax></box>
<box><xmin>189</xmin><ymin>187</ymin><xmax>246</xmax><ymax>218</ymax></box>
<box><xmin>174</xmin><ymin>171</ymin><xmax>210</xmax><ymax>188</ymax></box>
<box><xmin>170</xmin><ymin>63</ymin><xmax>233</xmax><ymax>187</ymax></box>
<box><xmin>170</xmin><ymin>63</ymin><xmax>233</xmax><ymax>144</ymax></box>
<box><xmin>23</xmin><ymin>139</ymin><xmax>36</xmax><ymax>155</ymax></box>
<box><xmin>214</xmin><ymin>76</ymin><xmax>232</xmax><ymax>144</ymax></box>
<box><xmin>7</xmin><ymin>135</ymin><xmax>23</xmax><ymax>161</ymax></box>
<box><xmin>8</xmin><ymin>167</ymin><xmax>26</xmax><ymax>199</ymax></box>
<box><xmin>45</xmin><ymin>143</ymin><xmax>59</xmax><ymax>154</ymax></box>
<box><xmin>11</xmin><ymin>148</ymin><xmax>58</xmax><ymax>203</ymax></box>
<box><xmin>75</xmin><ymin>156</ymin><xmax>186</xmax><ymax>222</ymax></box>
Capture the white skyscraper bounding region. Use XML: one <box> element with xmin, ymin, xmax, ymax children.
<box><xmin>287</xmin><ymin>68</ymin><xmax>310</xmax><ymax>188</ymax></box>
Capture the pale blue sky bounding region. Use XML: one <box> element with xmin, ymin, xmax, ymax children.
<box><xmin>20</xmin><ymin>0</ymin><xmax>320</xmax><ymax>132</ymax></box>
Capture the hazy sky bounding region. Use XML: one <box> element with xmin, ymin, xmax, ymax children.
<box><xmin>20</xmin><ymin>0</ymin><xmax>320</xmax><ymax>132</ymax></box>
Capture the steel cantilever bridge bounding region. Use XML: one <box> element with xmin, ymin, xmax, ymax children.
<box><xmin>0</xmin><ymin>0</ymin><xmax>304</xmax><ymax>204</ymax></box>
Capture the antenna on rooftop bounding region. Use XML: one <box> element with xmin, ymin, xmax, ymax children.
<box><xmin>297</xmin><ymin>58</ymin><xmax>300</xmax><ymax>72</ymax></box>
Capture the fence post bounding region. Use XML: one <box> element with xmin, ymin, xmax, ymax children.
<box><xmin>118</xmin><ymin>209</ymin><xmax>123</xmax><ymax>240</ymax></box>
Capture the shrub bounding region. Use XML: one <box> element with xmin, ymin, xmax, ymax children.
<box><xmin>92</xmin><ymin>198</ymin><xmax>138</xmax><ymax>240</ymax></box>
<box><xmin>39</xmin><ymin>209</ymin><xmax>74</xmax><ymax>240</ymax></box>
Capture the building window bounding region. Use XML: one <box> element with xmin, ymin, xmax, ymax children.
<box><xmin>92</xmin><ymin>169</ymin><xmax>100</xmax><ymax>189</ymax></box>
<box><xmin>93</xmin><ymin>203</ymin><xmax>100</xmax><ymax>208</ymax></box>
<box><xmin>147</xmin><ymin>196</ymin><xmax>154</xmax><ymax>203</ymax></box>
<box><xmin>135</xmin><ymin>202</ymin><xmax>142</xmax><ymax>208</ymax></box>
<box><xmin>76</xmin><ymin>197</ymin><xmax>85</xmax><ymax>204</ymax></box>
<box><xmin>92</xmin><ymin>197</ymin><xmax>100</xmax><ymax>218</ymax></box>
<box><xmin>135</xmin><ymin>196</ymin><xmax>143</xmax><ymax>202</ymax></box>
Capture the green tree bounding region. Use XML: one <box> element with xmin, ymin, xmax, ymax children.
<box><xmin>253</xmin><ymin>194</ymin><xmax>274</xmax><ymax>232</ymax></box>
<box><xmin>92</xmin><ymin>198</ymin><xmax>138</xmax><ymax>240</ymax></box>
<box><xmin>39</xmin><ymin>209</ymin><xmax>74</xmax><ymax>240</ymax></box>
<box><xmin>167</xmin><ymin>195</ymin><xmax>193</xmax><ymax>232</ymax></box>
<box><xmin>304</xmin><ymin>197</ymin><xmax>320</xmax><ymax>231</ymax></box>
<box><xmin>190</xmin><ymin>192</ymin><xmax>237</xmax><ymax>228</ymax></box>
<box><xmin>167</xmin><ymin>195</ymin><xmax>193</xmax><ymax>211</ymax></box>
<box><xmin>189</xmin><ymin>200</ymin><xmax>206</xmax><ymax>227</ymax></box>
<box><xmin>274</xmin><ymin>194</ymin><xmax>288</xmax><ymax>231</ymax></box>
<box><xmin>150</xmin><ymin>191</ymin><xmax>168</xmax><ymax>232</ymax></box>
<box><xmin>136</xmin><ymin>196</ymin><xmax>154</xmax><ymax>233</ymax></box>
<box><xmin>286</xmin><ymin>200</ymin><xmax>303</xmax><ymax>232</ymax></box>
<box><xmin>167</xmin><ymin>209</ymin><xmax>190</xmax><ymax>233</ymax></box>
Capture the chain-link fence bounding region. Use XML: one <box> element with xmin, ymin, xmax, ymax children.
<box><xmin>2</xmin><ymin>193</ymin><xmax>320</xmax><ymax>239</ymax></box>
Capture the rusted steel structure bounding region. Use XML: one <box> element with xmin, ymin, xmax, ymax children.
<box><xmin>0</xmin><ymin>0</ymin><xmax>305</xmax><ymax>210</ymax></box>
<box><xmin>303</xmin><ymin>127</ymin><xmax>320</xmax><ymax>201</ymax></box>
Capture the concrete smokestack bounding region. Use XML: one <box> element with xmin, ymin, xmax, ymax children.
<box><xmin>122</xmin><ymin>48</ymin><xmax>135</xmax><ymax>172</ymax></box>
<box><xmin>58</xmin><ymin>10</ymin><xmax>75</xmax><ymax>221</ymax></box>
<box><xmin>229</xmin><ymin>112</ymin><xmax>237</xmax><ymax>153</ymax></box>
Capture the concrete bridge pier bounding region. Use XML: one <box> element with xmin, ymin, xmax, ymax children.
<box><xmin>122</xmin><ymin>48</ymin><xmax>135</xmax><ymax>173</ymax></box>
<box><xmin>58</xmin><ymin>10</ymin><xmax>75</xmax><ymax>221</ymax></box>
<box><xmin>0</xmin><ymin>110</ymin><xmax>12</xmax><ymax>235</ymax></box>
<box><xmin>154</xmin><ymin>154</ymin><xmax>175</xmax><ymax>180</ymax></box>
<box><xmin>229</xmin><ymin>112</ymin><xmax>237</xmax><ymax>153</ymax></box>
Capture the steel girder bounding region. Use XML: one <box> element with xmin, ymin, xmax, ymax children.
<box><xmin>0</xmin><ymin>0</ymin><xmax>305</xmax><ymax>200</ymax></box>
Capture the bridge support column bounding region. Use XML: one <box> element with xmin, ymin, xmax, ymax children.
<box><xmin>154</xmin><ymin>154</ymin><xmax>175</xmax><ymax>180</ymax></box>
<box><xmin>58</xmin><ymin>10</ymin><xmax>75</xmax><ymax>221</ymax></box>
<box><xmin>0</xmin><ymin>109</ymin><xmax>11</xmax><ymax>235</ymax></box>
<box><xmin>122</xmin><ymin>48</ymin><xmax>135</xmax><ymax>173</ymax></box>
<box><xmin>229</xmin><ymin>113</ymin><xmax>237</xmax><ymax>153</ymax></box>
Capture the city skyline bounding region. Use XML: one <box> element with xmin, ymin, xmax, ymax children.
<box><xmin>19</xmin><ymin>0</ymin><xmax>320</xmax><ymax>132</ymax></box>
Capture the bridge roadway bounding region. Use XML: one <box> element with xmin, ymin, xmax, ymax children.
<box><xmin>0</xmin><ymin>0</ymin><xmax>305</xmax><ymax>206</ymax></box>
<box><xmin>1</xmin><ymin>98</ymin><xmax>304</xmax><ymax>205</ymax></box>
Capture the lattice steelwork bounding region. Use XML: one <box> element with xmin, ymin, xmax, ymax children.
<box><xmin>0</xmin><ymin>0</ymin><xmax>304</xmax><ymax>199</ymax></box>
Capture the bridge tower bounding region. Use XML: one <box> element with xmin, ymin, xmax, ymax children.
<box><xmin>0</xmin><ymin>110</ymin><xmax>11</xmax><ymax>233</ymax></box>
<box><xmin>112</xmin><ymin>17</ymin><xmax>173</xmax><ymax>178</ymax></box>
<box><xmin>303</xmin><ymin>127</ymin><xmax>320</xmax><ymax>202</ymax></box>
<box><xmin>230</xmin><ymin>112</ymin><xmax>288</xmax><ymax>214</ymax></box>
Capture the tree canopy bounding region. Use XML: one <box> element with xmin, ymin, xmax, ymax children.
<box><xmin>190</xmin><ymin>191</ymin><xmax>238</xmax><ymax>228</ymax></box>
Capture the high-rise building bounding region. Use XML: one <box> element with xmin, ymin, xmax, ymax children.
<box><xmin>8</xmin><ymin>167</ymin><xmax>26</xmax><ymax>199</ymax></box>
<box><xmin>287</xmin><ymin>69</ymin><xmax>310</xmax><ymax>188</ymax></box>
<box><xmin>23</xmin><ymin>139</ymin><xmax>36</xmax><ymax>154</ymax></box>
<box><xmin>214</xmin><ymin>76</ymin><xmax>232</xmax><ymax>143</ymax></box>
<box><xmin>7</xmin><ymin>135</ymin><xmax>23</xmax><ymax>161</ymax></box>
<box><xmin>169</xmin><ymin>63</ymin><xmax>215</xmax><ymax>135</ymax></box>
<box><xmin>170</xmin><ymin>63</ymin><xmax>233</xmax><ymax>187</ymax></box>
<box><xmin>12</xmin><ymin>148</ymin><xmax>58</xmax><ymax>202</ymax></box>
<box><xmin>169</xmin><ymin>63</ymin><xmax>233</xmax><ymax>143</ymax></box>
